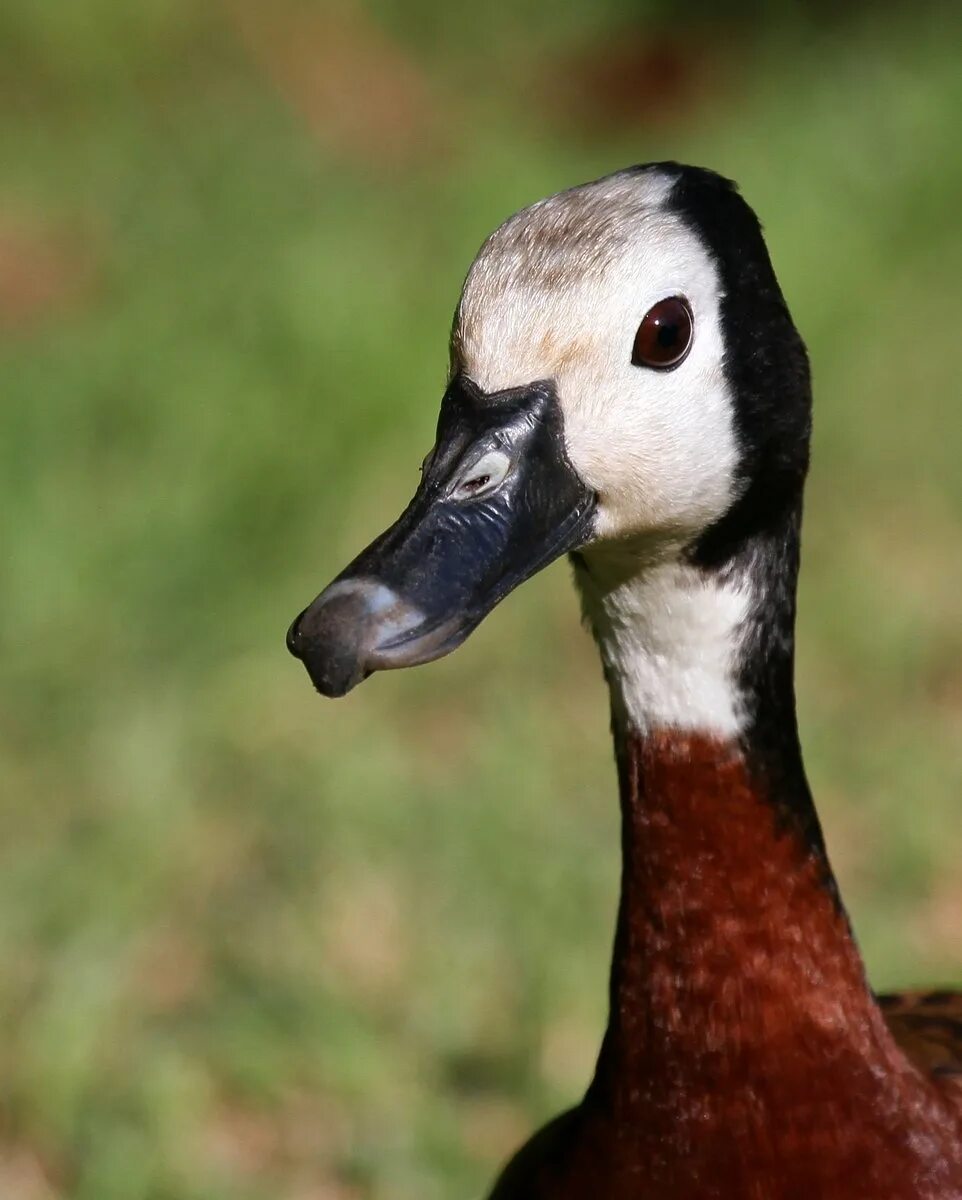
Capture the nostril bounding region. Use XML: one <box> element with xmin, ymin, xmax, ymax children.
<box><xmin>286</xmin><ymin>609</ymin><xmax>307</xmax><ymax>658</ymax></box>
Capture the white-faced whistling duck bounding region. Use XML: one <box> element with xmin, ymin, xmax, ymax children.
<box><xmin>288</xmin><ymin>164</ymin><xmax>962</xmax><ymax>1199</ymax></box>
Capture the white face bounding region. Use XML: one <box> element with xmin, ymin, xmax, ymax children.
<box><xmin>452</xmin><ymin>168</ymin><xmax>741</xmax><ymax>551</ymax></box>
<box><xmin>450</xmin><ymin>168</ymin><xmax>755</xmax><ymax>738</ymax></box>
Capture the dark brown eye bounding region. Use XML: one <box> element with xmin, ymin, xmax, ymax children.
<box><xmin>631</xmin><ymin>296</ymin><xmax>693</xmax><ymax>369</ymax></box>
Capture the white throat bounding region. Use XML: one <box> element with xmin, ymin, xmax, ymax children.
<box><xmin>575</xmin><ymin>551</ymin><xmax>752</xmax><ymax>739</ymax></box>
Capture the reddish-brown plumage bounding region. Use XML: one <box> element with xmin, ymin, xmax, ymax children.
<box><xmin>491</xmin><ymin>731</ymin><xmax>962</xmax><ymax>1200</ymax></box>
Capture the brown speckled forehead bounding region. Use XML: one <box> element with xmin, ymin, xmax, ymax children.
<box><xmin>451</xmin><ymin>167</ymin><xmax>679</xmax><ymax>380</ymax></box>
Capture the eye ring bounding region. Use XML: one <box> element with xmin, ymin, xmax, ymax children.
<box><xmin>631</xmin><ymin>296</ymin><xmax>694</xmax><ymax>370</ymax></box>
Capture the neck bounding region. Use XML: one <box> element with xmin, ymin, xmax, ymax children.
<box><xmin>572</xmin><ymin>502</ymin><xmax>946</xmax><ymax>1181</ymax></box>
<box><xmin>597</xmin><ymin>726</ymin><xmax>876</xmax><ymax>1110</ymax></box>
<box><xmin>576</xmin><ymin>496</ymin><xmax>830</xmax><ymax>867</ymax></box>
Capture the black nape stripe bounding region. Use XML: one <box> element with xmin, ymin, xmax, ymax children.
<box><xmin>640</xmin><ymin>162</ymin><xmax>812</xmax><ymax>567</ymax></box>
<box><xmin>629</xmin><ymin>163</ymin><xmax>831</xmax><ymax>879</ymax></box>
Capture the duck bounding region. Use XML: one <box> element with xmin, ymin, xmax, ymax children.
<box><xmin>286</xmin><ymin>163</ymin><xmax>962</xmax><ymax>1199</ymax></box>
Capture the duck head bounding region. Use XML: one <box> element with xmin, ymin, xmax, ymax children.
<box><xmin>287</xmin><ymin>163</ymin><xmax>810</xmax><ymax>701</ymax></box>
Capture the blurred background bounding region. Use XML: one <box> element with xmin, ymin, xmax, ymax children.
<box><xmin>1</xmin><ymin>0</ymin><xmax>961</xmax><ymax>1196</ymax></box>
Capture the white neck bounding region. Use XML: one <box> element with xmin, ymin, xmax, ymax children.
<box><xmin>574</xmin><ymin>550</ymin><xmax>752</xmax><ymax>739</ymax></box>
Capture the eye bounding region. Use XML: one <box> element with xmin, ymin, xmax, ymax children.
<box><xmin>450</xmin><ymin>449</ymin><xmax>511</xmax><ymax>502</ymax></box>
<box><xmin>631</xmin><ymin>296</ymin><xmax>693</xmax><ymax>370</ymax></box>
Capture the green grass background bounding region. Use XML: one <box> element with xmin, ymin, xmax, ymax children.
<box><xmin>1</xmin><ymin>3</ymin><xmax>960</xmax><ymax>1197</ymax></box>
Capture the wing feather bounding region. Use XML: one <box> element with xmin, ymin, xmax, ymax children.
<box><xmin>878</xmin><ymin>989</ymin><xmax>962</xmax><ymax>1090</ymax></box>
